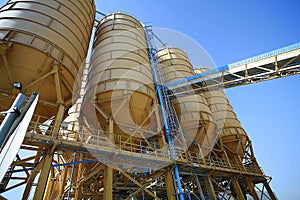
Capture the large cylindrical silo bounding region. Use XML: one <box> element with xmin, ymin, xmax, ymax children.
<box><xmin>0</xmin><ymin>0</ymin><xmax>95</xmax><ymax>117</ymax></box>
<box><xmin>82</xmin><ymin>13</ymin><xmax>158</xmax><ymax>138</ymax></box>
<box><xmin>195</xmin><ymin>68</ymin><xmax>247</xmax><ymax>156</ymax></box>
<box><xmin>155</xmin><ymin>48</ymin><xmax>217</xmax><ymax>155</ymax></box>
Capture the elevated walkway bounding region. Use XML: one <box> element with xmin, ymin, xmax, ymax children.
<box><xmin>166</xmin><ymin>42</ymin><xmax>300</xmax><ymax>96</ymax></box>
<box><xmin>20</xmin><ymin>115</ymin><xmax>265</xmax><ymax>177</ymax></box>
<box><xmin>23</xmin><ymin>115</ymin><xmax>173</xmax><ymax>171</ymax></box>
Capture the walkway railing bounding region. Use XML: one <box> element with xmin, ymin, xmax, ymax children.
<box><xmin>1</xmin><ymin>113</ymin><xmax>265</xmax><ymax>176</ymax></box>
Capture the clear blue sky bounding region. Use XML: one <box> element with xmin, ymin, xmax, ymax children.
<box><xmin>1</xmin><ymin>0</ymin><xmax>300</xmax><ymax>199</ymax></box>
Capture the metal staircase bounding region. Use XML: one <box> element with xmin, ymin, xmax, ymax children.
<box><xmin>156</xmin><ymin>65</ymin><xmax>188</xmax><ymax>151</ymax></box>
<box><xmin>144</xmin><ymin>25</ymin><xmax>187</xmax><ymax>152</ymax></box>
<box><xmin>144</xmin><ymin>24</ymin><xmax>189</xmax><ymax>200</ymax></box>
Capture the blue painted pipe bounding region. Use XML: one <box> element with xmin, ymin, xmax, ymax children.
<box><xmin>144</xmin><ymin>26</ymin><xmax>185</xmax><ymax>200</ymax></box>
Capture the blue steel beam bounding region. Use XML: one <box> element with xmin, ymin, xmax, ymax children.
<box><xmin>6</xmin><ymin>159</ymin><xmax>98</xmax><ymax>174</ymax></box>
<box><xmin>144</xmin><ymin>25</ymin><xmax>185</xmax><ymax>200</ymax></box>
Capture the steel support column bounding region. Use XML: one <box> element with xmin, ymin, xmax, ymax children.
<box><xmin>165</xmin><ymin>170</ymin><xmax>176</xmax><ymax>200</ymax></box>
<box><xmin>33</xmin><ymin>145</ymin><xmax>56</xmax><ymax>200</ymax></box>
<box><xmin>43</xmin><ymin>167</ymin><xmax>55</xmax><ymax>199</ymax></box>
<box><xmin>74</xmin><ymin>154</ymin><xmax>84</xmax><ymax>199</ymax></box>
<box><xmin>263</xmin><ymin>180</ymin><xmax>277</xmax><ymax>200</ymax></box>
<box><xmin>103</xmin><ymin>166</ymin><xmax>113</xmax><ymax>199</ymax></box>
<box><xmin>103</xmin><ymin>119</ymin><xmax>114</xmax><ymax>199</ymax></box>
<box><xmin>232</xmin><ymin>177</ymin><xmax>245</xmax><ymax>200</ymax></box>
<box><xmin>33</xmin><ymin>64</ymin><xmax>65</xmax><ymax>199</ymax></box>
<box><xmin>67</xmin><ymin>153</ymin><xmax>76</xmax><ymax>200</ymax></box>
<box><xmin>247</xmin><ymin>181</ymin><xmax>259</xmax><ymax>200</ymax></box>
<box><xmin>59</xmin><ymin>162</ymin><xmax>69</xmax><ymax>198</ymax></box>
<box><xmin>22</xmin><ymin>154</ymin><xmax>44</xmax><ymax>200</ymax></box>
<box><xmin>195</xmin><ymin>176</ymin><xmax>205</xmax><ymax>200</ymax></box>
<box><xmin>204</xmin><ymin>175</ymin><xmax>217</xmax><ymax>200</ymax></box>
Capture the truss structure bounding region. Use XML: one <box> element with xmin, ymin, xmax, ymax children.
<box><xmin>2</xmin><ymin>27</ymin><xmax>299</xmax><ymax>200</ymax></box>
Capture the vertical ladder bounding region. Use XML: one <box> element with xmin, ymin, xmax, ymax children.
<box><xmin>144</xmin><ymin>24</ymin><xmax>187</xmax><ymax>200</ymax></box>
<box><xmin>145</xmin><ymin>25</ymin><xmax>187</xmax><ymax>151</ymax></box>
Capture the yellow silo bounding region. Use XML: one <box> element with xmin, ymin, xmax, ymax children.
<box><xmin>0</xmin><ymin>0</ymin><xmax>95</xmax><ymax>117</ymax></box>
<box><xmin>155</xmin><ymin>48</ymin><xmax>217</xmax><ymax>155</ymax></box>
<box><xmin>195</xmin><ymin>68</ymin><xmax>247</xmax><ymax>156</ymax></box>
<box><xmin>82</xmin><ymin>13</ymin><xmax>159</xmax><ymax>140</ymax></box>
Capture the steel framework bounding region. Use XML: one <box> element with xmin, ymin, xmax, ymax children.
<box><xmin>1</xmin><ymin>23</ymin><xmax>299</xmax><ymax>200</ymax></box>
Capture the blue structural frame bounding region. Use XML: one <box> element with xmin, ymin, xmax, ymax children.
<box><xmin>6</xmin><ymin>159</ymin><xmax>97</xmax><ymax>174</ymax></box>
<box><xmin>144</xmin><ymin>25</ymin><xmax>185</xmax><ymax>200</ymax></box>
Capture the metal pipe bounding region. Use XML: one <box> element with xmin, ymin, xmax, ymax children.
<box><xmin>51</xmin><ymin>159</ymin><xmax>96</xmax><ymax>168</ymax></box>
<box><xmin>0</xmin><ymin>93</ymin><xmax>27</xmax><ymax>151</ymax></box>
<box><xmin>173</xmin><ymin>164</ymin><xmax>184</xmax><ymax>200</ymax></box>
<box><xmin>96</xmin><ymin>10</ymin><xmax>106</xmax><ymax>16</ymax></box>
<box><xmin>6</xmin><ymin>92</ymin><xmax>38</xmax><ymax>138</ymax></box>
<box><xmin>144</xmin><ymin>25</ymin><xmax>184</xmax><ymax>200</ymax></box>
<box><xmin>7</xmin><ymin>159</ymin><xmax>97</xmax><ymax>173</ymax></box>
